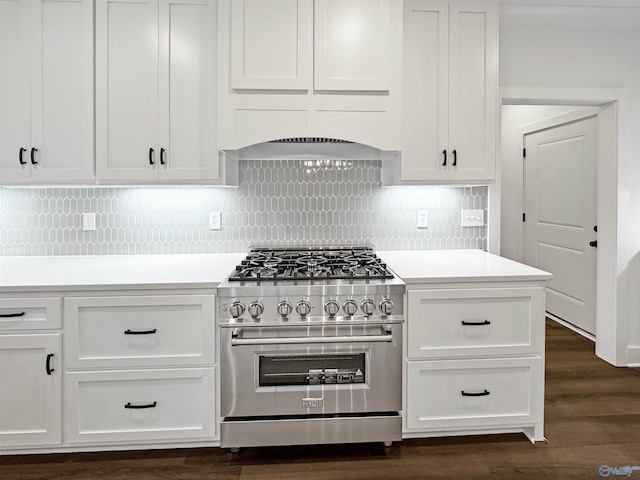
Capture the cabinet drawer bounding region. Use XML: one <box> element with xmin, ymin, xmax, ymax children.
<box><xmin>64</xmin><ymin>295</ymin><xmax>214</xmax><ymax>368</ymax></box>
<box><xmin>0</xmin><ymin>297</ymin><xmax>62</xmax><ymax>330</ymax></box>
<box><xmin>405</xmin><ymin>357</ymin><xmax>543</xmax><ymax>431</ymax></box>
<box><xmin>65</xmin><ymin>368</ymin><xmax>215</xmax><ymax>444</ymax></box>
<box><xmin>407</xmin><ymin>287</ymin><xmax>544</xmax><ymax>358</ymax></box>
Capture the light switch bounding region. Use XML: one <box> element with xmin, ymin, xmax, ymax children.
<box><xmin>461</xmin><ymin>210</ymin><xmax>485</xmax><ymax>227</ymax></box>
<box><xmin>416</xmin><ymin>210</ymin><xmax>429</xmax><ymax>229</ymax></box>
<box><xmin>209</xmin><ymin>211</ymin><xmax>222</xmax><ymax>230</ymax></box>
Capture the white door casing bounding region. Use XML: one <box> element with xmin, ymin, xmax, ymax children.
<box><xmin>524</xmin><ymin>115</ymin><xmax>598</xmax><ymax>335</ymax></box>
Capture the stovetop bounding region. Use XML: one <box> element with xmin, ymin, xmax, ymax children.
<box><xmin>228</xmin><ymin>246</ymin><xmax>395</xmax><ymax>282</ymax></box>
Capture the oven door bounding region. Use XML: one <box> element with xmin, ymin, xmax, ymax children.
<box><xmin>220</xmin><ymin>323</ymin><xmax>402</xmax><ymax>418</ymax></box>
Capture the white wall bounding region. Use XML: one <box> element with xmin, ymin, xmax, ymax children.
<box><xmin>499</xmin><ymin>5</ymin><xmax>640</xmax><ymax>365</ymax></box>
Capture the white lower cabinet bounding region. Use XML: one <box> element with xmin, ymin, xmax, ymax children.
<box><xmin>0</xmin><ymin>333</ymin><xmax>62</xmax><ymax>448</ymax></box>
<box><xmin>65</xmin><ymin>367</ymin><xmax>215</xmax><ymax>444</ymax></box>
<box><xmin>404</xmin><ymin>284</ymin><xmax>546</xmax><ymax>442</ymax></box>
<box><xmin>63</xmin><ymin>290</ymin><xmax>218</xmax><ymax>449</ymax></box>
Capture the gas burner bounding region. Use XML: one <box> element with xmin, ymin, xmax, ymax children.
<box><xmin>295</xmin><ymin>256</ymin><xmax>328</xmax><ymax>268</ymax></box>
<box><xmin>236</xmin><ymin>266</ymin><xmax>280</xmax><ymax>279</ymax></box>
<box><xmin>294</xmin><ymin>266</ymin><xmax>333</xmax><ymax>278</ymax></box>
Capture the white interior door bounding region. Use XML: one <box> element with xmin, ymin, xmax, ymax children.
<box><xmin>524</xmin><ymin>116</ymin><xmax>598</xmax><ymax>335</ymax></box>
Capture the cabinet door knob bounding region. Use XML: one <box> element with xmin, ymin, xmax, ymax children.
<box><xmin>442</xmin><ymin>150</ymin><xmax>447</xmax><ymax>166</ymax></box>
<box><xmin>452</xmin><ymin>149</ymin><xmax>457</xmax><ymax>166</ymax></box>
<box><xmin>19</xmin><ymin>147</ymin><xmax>27</xmax><ymax>165</ymax></box>
<box><xmin>160</xmin><ymin>148</ymin><xmax>166</xmax><ymax>165</ymax></box>
<box><xmin>0</xmin><ymin>312</ymin><xmax>25</xmax><ymax>318</ymax></box>
<box><xmin>30</xmin><ymin>147</ymin><xmax>38</xmax><ymax>165</ymax></box>
<box><xmin>149</xmin><ymin>147</ymin><xmax>155</xmax><ymax>165</ymax></box>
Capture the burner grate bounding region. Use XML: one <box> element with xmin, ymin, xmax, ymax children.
<box><xmin>229</xmin><ymin>247</ymin><xmax>394</xmax><ymax>282</ymax></box>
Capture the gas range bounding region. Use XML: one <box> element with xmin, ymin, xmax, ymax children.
<box><xmin>217</xmin><ymin>246</ymin><xmax>405</xmax><ymax>325</ymax></box>
<box><xmin>217</xmin><ymin>246</ymin><xmax>405</xmax><ymax>449</ymax></box>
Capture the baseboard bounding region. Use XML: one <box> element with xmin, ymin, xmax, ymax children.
<box><xmin>546</xmin><ymin>312</ymin><xmax>596</xmax><ymax>342</ymax></box>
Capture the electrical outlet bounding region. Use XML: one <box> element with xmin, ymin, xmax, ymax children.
<box><xmin>209</xmin><ymin>211</ymin><xmax>222</xmax><ymax>230</ymax></box>
<box><xmin>82</xmin><ymin>212</ymin><xmax>96</xmax><ymax>231</ymax></box>
<box><xmin>461</xmin><ymin>210</ymin><xmax>485</xmax><ymax>227</ymax></box>
<box><xmin>416</xmin><ymin>210</ymin><xmax>429</xmax><ymax>229</ymax></box>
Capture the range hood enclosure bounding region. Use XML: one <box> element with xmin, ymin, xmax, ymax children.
<box><xmin>226</xmin><ymin>138</ymin><xmax>397</xmax><ymax>161</ymax></box>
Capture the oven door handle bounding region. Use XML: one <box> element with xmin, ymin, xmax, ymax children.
<box><xmin>230</xmin><ymin>327</ymin><xmax>393</xmax><ymax>346</ymax></box>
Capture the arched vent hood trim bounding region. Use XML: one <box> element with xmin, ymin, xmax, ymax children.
<box><xmin>228</xmin><ymin>137</ymin><xmax>396</xmax><ymax>161</ymax></box>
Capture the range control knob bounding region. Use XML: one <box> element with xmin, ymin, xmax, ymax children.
<box><xmin>361</xmin><ymin>299</ymin><xmax>376</xmax><ymax>316</ymax></box>
<box><xmin>277</xmin><ymin>300</ymin><xmax>293</xmax><ymax>318</ymax></box>
<box><xmin>324</xmin><ymin>300</ymin><xmax>339</xmax><ymax>317</ymax></box>
<box><xmin>248</xmin><ymin>301</ymin><xmax>264</xmax><ymax>319</ymax></box>
<box><xmin>343</xmin><ymin>299</ymin><xmax>358</xmax><ymax>317</ymax></box>
<box><xmin>296</xmin><ymin>300</ymin><xmax>312</xmax><ymax>317</ymax></box>
<box><xmin>229</xmin><ymin>301</ymin><xmax>246</xmax><ymax>319</ymax></box>
<box><xmin>379</xmin><ymin>299</ymin><xmax>394</xmax><ymax>316</ymax></box>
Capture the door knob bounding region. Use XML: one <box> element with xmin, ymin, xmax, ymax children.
<box><xmin>590</xmin><ymin>240</ymin><xmax>598</xmax><ymax>248</ymax></box>
<box><xmin>594</xmin><ymin>225</ymin><xmax>597</xmax><ymax>233</ymax></box>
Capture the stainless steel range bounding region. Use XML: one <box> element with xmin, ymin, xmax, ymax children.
<box><xmin>217</xmin><ymin>246</ymin><xmax>405</xmax><ymax>449</ymax></box>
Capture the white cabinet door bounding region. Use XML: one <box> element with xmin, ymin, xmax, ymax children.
<box><xmin>407</xmin><ymin>287</ymin><xmax>544</xmax><ymax>358</ymax></box>
<box><xmin>230</xmin><ymin>0</ymin><xmax>311</xmax><ymax>90</ymax></box>
<box><xmin>405</xmin><ymin>357</ymin><xmax>543</xmax><ymax>431</ymax></box>
<box><xmin>314</xmin><ymin>0</ymin><xmax>390</xmax><ymax>91</ymax></box>
<box><xmin>398</xmin><ymin>0</ymin><xmax>497</xmax><ymax>183</ymax></box>
<box><xmin>0</xmin><ymin>0</ymin><xmax>93</xmax><ymax>183</ymax></box>
<box><xmin>0</xmin><ymin>0</ymin><xmax>31</xmax><ymax>181</ymax></box>
<box><xmin>64</xmin><ymin>294</ymin><xmax>215</xmax><ymax>369</ymax></box>
<box><xmin>0</xmin><ymin>334</ymin><xmax>61</xmax><ymax>448</ymax></box>
<box><xmin>96</xmin><ymin>0</ymin><xmax>159</xmax><ymax>181</ymax></box>
<box><xmin>30</xmin><ymin>0</ymin><xmax>94</xmax><ymax>181</ymax></box>
<box><xmin>158</xmin><ymin>0</ymin><xmax>219</xmax><ymax>180</ymax></box>
<box><xmin>401</xmin><ymin>0</ymin><xmax>448</xmax><ymax>181</ymax></box>
<box><xmin>65</xmin><ymin>368</ymin><xmax>216</xmax><ymax>443</ymax></box>
<box><xmin>447</xmin><ymin>0</ymin><xmax>497</xmax><ymax>181</ymax></box>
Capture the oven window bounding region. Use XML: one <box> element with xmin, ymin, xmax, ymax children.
<box><xmin>259</xmin><ymin>354</ymin><xmax>366</xmax><ymax>386</ymax></box>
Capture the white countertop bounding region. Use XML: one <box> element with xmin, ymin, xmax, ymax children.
<box><xmin>378</xmin><ymin>250</ymin><xmax>552</xmax><ymax>284</ymax></box>
<box><xmin>0</xmin><ymin>253</ymin><xmax>246</xmax><ymax>292</ymax></box>
<box><xmin>0</xmin><ymin>250</ymin><xmax>550</xmax><ymax>292</ymax></box>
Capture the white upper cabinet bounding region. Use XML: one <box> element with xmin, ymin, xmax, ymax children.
<box><xmin>384</xmin><ymin>0</ymin><xmax>497</xmax><ymax>184</ymax></box>
<box><xmin>230</xmin><ymin>0</ymin><xmax>311</xmax><ymax>90</ymax></box>
<box><xmin>219</xmin><ymin>0</ymin><xmax>401</xmax><ymax>150</ymax></box>
<box><xmin>314</xmin><ymin>0</ymin><xmax>390</xmax><ymax>91</ymax></box>
<box><xmin>96</xmin><ymin>0</ymin><xmax>219</xmax><ymax>182</ymax></box>
<box><xmin>0</xmin><ymin>0</ymin><xmax>94</xmax><ymax>183</ymax></box>
<box><xmin>229</xmin><ymin>0</ymin><xmax>390</xmax><ymax>93</ymax></box>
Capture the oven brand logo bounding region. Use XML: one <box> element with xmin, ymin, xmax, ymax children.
<box><xmin>302</xmin><ymin>398</ymin><xmax>323</xmax><ymax>408</ymax></box>
<box><xmin>600</xmin><ymin>465</ymin><xmax>640</xmax><ymax>477</ymax></box>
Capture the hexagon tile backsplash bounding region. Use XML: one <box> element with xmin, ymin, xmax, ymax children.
<box><xmin>0</xmin><ymin>160</ymin><xmax>487</xmax><ymax>256</ymax></box>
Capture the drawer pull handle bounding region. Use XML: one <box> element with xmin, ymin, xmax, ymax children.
<box><xmin>0</xmin><ymin>312</ymin><xmax>26</xmax><ymax>318</ymax></box>
<box><xmin>461</xmin><ymin>389</ymin><xmax>490</xmax><ymax>397</ymax></box>
<box><xmin>124</xmin><ymin>402</ymin><xmax>157</xmax><ymax>409</ymax></box>
<box><xmin>46</xmin><ymin>353</ymin><xmax>55</xmax><ymax>375</ymax></box>
<box><xmin>461</xmin><ymin>320</ymin><xmax>491</xmax><ymax>326</ymax></box>
<box><xmin>124</xmin><ymin>328</ymin><xmax>157</xmax><ymax>335</ymax></box>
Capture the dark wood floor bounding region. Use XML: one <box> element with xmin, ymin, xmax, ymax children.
<box><xmin>3</xmin><ymin>319</ymin><xmax>640</xmax><ymax>480</ymax></box>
